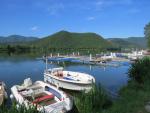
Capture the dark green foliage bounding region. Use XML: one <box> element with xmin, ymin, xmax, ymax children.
<box><xmin>105</xmin><ymin>80</ymin><xmax>150</xmax><ymax>113</ymax></box>
<box><xmin>128</xmin><ymin>57</ymin><xmax>150</xmax><ymax>84</ymax></box>
<box><xmin>5</xmin><ymin>45</ymin><xmax>32</xmax><ymax>54</ymax></box>
<box><xmin>144</xmin><ymin>22</ymin><xmax>150</xmax><ymax>48</ymax></box>
<box><xmin>74</xmin><ymin>84</ymin><xmax>112</xmax><ymax>113</ymax></box>
<box><xmin>104</xmin><ymin>57</ymin><xmax>150</xmax><ymax>113</ymax></box>
<box><xmin>0</xmin><ymin>103</ymin><xmax>40</xmax><ymax>113</ymax></box>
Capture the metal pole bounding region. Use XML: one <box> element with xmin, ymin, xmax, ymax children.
<box><xmin>46</xmin><ymin>57</ymin><xmax>48</xmax><ymax>71</ymax></box>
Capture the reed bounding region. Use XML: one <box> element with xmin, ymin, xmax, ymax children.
<box><xmin>0</xmin><ymin>103</ymin><xmax>40</xmax><ymax>113</ymax></box>
<box><xmin>74</xmin><ymin>84</ymin><xmax>112</xmax><ymax>113</ymax></box>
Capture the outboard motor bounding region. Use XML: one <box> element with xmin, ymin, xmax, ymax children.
<box><xmin>23</xmin><ymin>78</ymin><xmax>32</xmax><ymax>87</ymax></box>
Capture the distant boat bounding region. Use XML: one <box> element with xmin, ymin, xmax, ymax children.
<box><xmin>0</xmin><ymin>81</ymin><xmax>7</xmax><ymax>106</ymax></box>
<box><xmin>127</xmin><ymin>50</ymin><xmax>145</xmax><ymax>61</ymax></box>
<box><xmin>96</xmin><ymin>61</ymin><xmax>121</xmax><ymax>67</ymax></box>
<box><xmin>44</xmin><ymin>67</ymin><xmax>95</xmax><ymax>91</ymax></box>
<box><xmin>10</xmin><ymin>78</ymin><xmax>73</xmax><ymax>113</ymax></box>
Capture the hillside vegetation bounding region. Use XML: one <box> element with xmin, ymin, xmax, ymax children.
<box><xmin>145</xmin><ymin>22</ymin><xmax>150</xmax><ymax>48</ymax></box>
<box><xmin>0</xmin><ymin>31</ymin><xmax>147</xmax><ymax>49</ymax></box>
<box><xmin>0</xmin><ymin>31</ymin><xmax>147</xmax><ymax>54</ymax></box>
<box><xmin>31</xmin><ymin>31</ymin><xmax>114</xmax><ymax>49</ymax></box>
<box><xmin>0</xmin><ymin>35</ymin><xmax>38</xmax><ymax>44</ymax></box>
<box><xmin>108</xmin><ymin>37</ymin><xmax>147</xmax><ymax>48</ymax></box>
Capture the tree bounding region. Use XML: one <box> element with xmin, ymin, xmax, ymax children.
<box><xmin>144</xmin><ymin>22</ymin><xmax>150</xmax><ymax>48</ymax></box>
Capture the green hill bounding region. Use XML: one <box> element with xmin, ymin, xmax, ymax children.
<box><xmin>126</xmin><ymin>37</ymin><xmax>147</xmax><ymax>48</ymax></box>
<box><xmin>108</xmin><ymin>37</ymin><xmax>147</xmax><ymax>48</ymax></box>
<box><xmin>32</xmin><ymin>31</ymin><xmax>114</xmax><ymax>49</ymax></box>
<box><xmin>0</xmin><ymin>31</ymin><xmax>146</xmax><ymax>51</ymax></box>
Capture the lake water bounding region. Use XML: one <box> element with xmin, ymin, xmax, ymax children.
<box><xmin>0</xmin><ymin>56</ymin><xmax>129</xmax><ymax>104</ymax></box>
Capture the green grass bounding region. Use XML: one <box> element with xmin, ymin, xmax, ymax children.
<box><xmin>103</xmin><ymin>80</ymin><xmax>150</xmax><ymax>113</ymax></box>
<box><xmin>0</xmin><ymin>103</ymin><xmax>40</xmax><ymax>113</ymax></box>
<box><xmin>74</xmin><ymin>84</ymin><xmax>112</xmax><ymax>113</ymax></box>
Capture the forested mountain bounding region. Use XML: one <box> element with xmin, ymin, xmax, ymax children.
<box><xmin>0</xmin><ymin>35</ymin><xmax>38</xmax><ymax>44</ymax></box>
<box><xmin>31</xmin><ymin>31</ymin><xmax>114</xmax><ymax>49</ymax></box>
<box><xmin>108</xmin><ymin>37</ymin><xmax>147</xmax><ymax>48</ymax></box>
<box><xmin>0</xmin><ymin>31</ymin><xmax>147</xmax><ymax>50</ymax></box>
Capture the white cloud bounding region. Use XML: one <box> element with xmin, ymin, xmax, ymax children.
<box><xmin>33</xmin><ymin>0</ymin><xmax>134</xmax><ymax>16</ymax></box>
<box><xmin>47</xmin><ymin>3</ymin><xmax>64</xmax><ymax>15</ymax></box>
<box><xmin>91</xmin><ymin>0</ymin><xmax>134</xmax><ymax>12</ymax></box>
<box><xmin>33</xmin><ymin>0</ymin><xmax>65</xmax><ymax>16</ymax></box>
<box><xmin>30</xmin><ymin>26</ymin><xmax>39</xmax><ymax>31</ymax></box>
<box><xmin>87</xmin><ymin>16</ymin><xmax>96</xmax><ymax>21</ymax></box>
<box><xmin>94</xmin><ymin>0</ymin><xmax>133</xmax><ymax>8</ymax></box>
<box><xmin>95</xmin><ymin>1</ymin><xmax>104</xmax><ymax>6</ymax></box>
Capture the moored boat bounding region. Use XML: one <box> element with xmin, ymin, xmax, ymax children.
<box><xmin>10</xmin><ymin>78</ymin><xmax>73</xmax><ymax>113</ymax></box>
<box><xmin>44</xmin><ymin>67</ymin><xmax>95</xmax><ymax>91</ymax></box>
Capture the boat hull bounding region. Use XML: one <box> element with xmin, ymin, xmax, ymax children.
<box><xmin>44</xmin><ymin>74</ymin><xmax>93</xmax><ymax>91</ymax></box>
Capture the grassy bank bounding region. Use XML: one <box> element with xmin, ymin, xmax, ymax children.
<box><xmin>104</xmin><ymin>81</ymin><xmax>150</xmax><ymax>113</ymax></box>
<box><xmin>104</xmin><ymin>57</ymin><xmax>150</xmax><ymax>113</ymax></box>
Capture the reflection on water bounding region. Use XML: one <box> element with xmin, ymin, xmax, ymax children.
<box><xmin>0</xmin><ymin>56</ymin><xmax>129</xmax><ymax>105</ymax></box>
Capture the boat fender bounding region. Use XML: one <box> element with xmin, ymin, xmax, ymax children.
<box><xmin>10</xmin><ymin>94</ymin><xmax>14</xmax><ymax>100</ymax></box>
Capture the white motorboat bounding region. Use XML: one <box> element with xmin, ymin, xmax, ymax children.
<box><xmin>127</xmin><ymin>50</ymin><xmax>145</xmax><ymax>61</ymax></box>
<box><xmin>10</xmin><ymin>78</ymin><xmax>73</xmax><ymax>113</ymax></box>
<box><xmin>44</xmin><ymin>66</ymin><xmax>95</xmax><ymax>91</ymax></box>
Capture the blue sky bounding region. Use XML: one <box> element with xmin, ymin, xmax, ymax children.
<box><xmin>0</xmin><ymin>0</ymin><xmax>150</xmax><ymax>38</ymax></box>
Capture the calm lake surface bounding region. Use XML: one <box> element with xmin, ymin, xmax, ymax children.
<box><xmin>0</xmin><ymin>56</ymin><xmax>129</xmax><ymax>103</ymax></box>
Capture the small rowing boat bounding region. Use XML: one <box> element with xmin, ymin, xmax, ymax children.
<box><xmin>10</xmin><ymin>78</ymin><xmax>73</xmax><ymax>113</ymax></box>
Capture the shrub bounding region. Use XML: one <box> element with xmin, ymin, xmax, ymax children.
<box><xmin>128</xmin><ymin>57</ymin><xmax>150</xmax><ymax>84</ymax></box>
